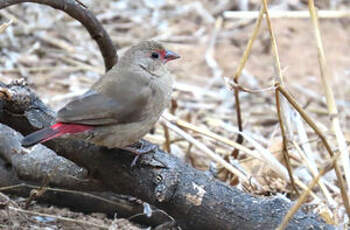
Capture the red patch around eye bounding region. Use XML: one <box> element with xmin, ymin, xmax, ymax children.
<box><xmin>156</xmin><ymin>49</ymin><xmax>166</xmax><ymax>60</ymax></box>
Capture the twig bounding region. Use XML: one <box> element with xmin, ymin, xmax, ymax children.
<box><xmin>161</xmin><ymin>118</ymin><xmax>251</xmax><ymax>183</ymax></box>
<box><xmin>25</xmin><ymin>176</ymin><xmax>50</xmax><ymax>209</ymax></box>
<box><xmin>234</xmin><ymin>129</ymin><xmax>320</xmax><ymax>200</ymax></box>
<box><xmin>223</xmin><ymin>10</ymin><xmax>350</xmax><ymax>19</ymax></box>
<box><xmin>162</xmin><ymin>112</ymin><xmax>262</xmax><ymax>160</ymax></box>
<box><xmin>261</xmin><ymin>0</ymin><xmax>283</xmax><ymax>83</ymax></box>
<box><xmin>0</xmin><ymin>19</ymin><xmax>13</xmax><ymax>33</ymax></box>
<box><xmin>292</xmin><ymin>141</ymin><xmax>335</xmax><ymax>205</ymax></box>
<box><xmin>0</xmin><ymin>192</ymin><xmax>30</xmax><ymax>221</ymax></box>
<box><xmin>275</xmin><ymin>86</ymin><xmax>299</xmax><ymax>195</ymax></box>
<box><xmin>0</xmin><ymin>66</ymin><xmax>83</xmax><ymax>73</ymax></box>
<box><xmin>231</xmin><ymin>83</ymin><xmax>243</xmax><ymax>159</ymax></box>
<box><xmin>228</xmin><ymin>79</ymin><xmax>275</xmax><ymax>93</ymax></box>
<box><xmin>277</xmin><ymin>84</ymin><xmax>350</xmax><ymax>218</ymax></box>
<box><xmin>0</xmin><ymin>184</ymin><xmax>128</xmax><ymax>207</ymax></box>
<box><xmin>235</xmin><ymin>129</ymin><xmax>288</xmax><ymax>180</ymax></box>
<box><xmin>205</xmin><ymin>17</ymin><xmax>223</xmax><ymax>80</ymax></box>
<box><xmin>230</xmin><ymin>7</ymin><xmax>265</xmax><ymax>158</ymax></box>
<box><xmin>308</xmin><ymin>0</ymin><xmax>350</xmax><ymax>218</ymax></box>
<box><xmin>8</xmin><ymin>207</ymin><xmax>109</xmax><ymax>229</ymax></box>
<box><xmin>277</xmin><ymin>153</ymin><xmax>340</xmax><ymax>230</ymax></box>
<box><xmin>36</xmin><ymin>32</ymin><xmax>76</xmax><ymax>53</ymax></box>
<box><xmin>262</xmin><ymin>0</ymin><xmax>297</xmax><ymax>194</ymax></box>
<box><xmin>232</xmin><ymin>7</ymin><xmax>264</xmax><ymax>82</ymax></box>
<box><xmin>58</xmin><ymin>56</ymin><xmax>104</xmax><ymax>74</ymax></box>
<box><xmin>161</xmin><ymin>123</ymin><xmax>171</xmax><ymax>153</ymax></box>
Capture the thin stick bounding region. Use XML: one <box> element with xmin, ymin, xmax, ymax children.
<box><xmin>262</xmin><ymin>0</ymin><xmax>297</xmax><ymax>193</ymax></box>
<box><xmin>276</xmin><ymin>153</ymin><xmax>339</xmax><ymax>230</ymax></box>
<box><xmin>231</xmin><ymin>7</ymin><xmax>265</xmax><ymax>158</ymax></box>
<box><xmin>277</xmin><ymin>84</ymin><xmax>350</xmax><ymax>217</ymax></box>
<box><xmin>308</xmin><ymin>0</ymin><xmax>350</xmax><ymax>218</ymax></box>
<box><xmin>261</xmin><ymin>0</ymin><xmax>293</xmax><ymax>143</ymax></box>
<box><xmin>161</xmin><ymin>118</ymin><xmax>251</xmax><ymax>183</ymax></box>
<box><xmin>163</xmin><ymin>114</ymin><xmax>321</xmax><ymax>196</ymax></box>
<box><xmin>205</xmin><ymin>17</ymin><xmax>223</xmax><ymax>79</ymax></box>
<box><xmin>0</xmin><ymin>19</ymin><xmax>13</xmax><ymax>34</ymax></box>
<box><xmin>0</xmin><ymin>184</ymin><xmax>130</xmax><ymax>207</ymax></box>
<box><xmin>223</xmin><ymin>10</ymin><xmax>350</xmax><ymax>19</ymax></box>
<box><xmin>162</xmin><ymin>112</ymin><xmax>261</xmax><ymax>159</ymax></box>
<box><xmin>161</xmin><ymin>123</ymin><xmax>171</xmax><ymax>153</ymax></box>
<box><xmin>233</xmin><ymin>7</ymin><xmax>265</xmax><ymax>82</ymax></box>
<box><xmin>0</xmin><ymin>192</ymin><xmax>30</xmax><ymax>221</ymax></box>
<box><xmin>0</xmin><ymin>184</ymin><xmax>26</xmax><ymax>191</ymax></box>
<box><xmin>165</xmin><ymin>113</ymin><xmax>320</xmax><ymax>199</ymax></box>
<box><xmin>292</xmin><ymin>141</ymin><xmax>334</xmax><ymax>205</ymax></box>
<box><xmin>36</xmin><ymin>32</ymin><xmax>76</xmax><ymax>53</ymax></box>
<box><xmin>261</xmin><ymin>0</ymin><xmax>283</xmax><ymax>83</ymax></box>
<box><xmin>8</xmin><ymin>207</ymin><xmax>109</xmax><ymax>229</ymax></box>
<box><xmin>58</xmin><ymin>56</ymin><xmax>104</xmax><ymax>74</ymax></box>
<box><xmin>275</xmin><ymin>87</ymin><xmax>299</xmax><ymax>195</ymax></box>
<box><xmin>277</xmin><ymin>86</ymin><xmax>331</xmax><ymax>155</ymax></box>
<box><xmin>232</xmin><ymin>85</ymin><xmax>243</xmax><ymax>158</ymax></box>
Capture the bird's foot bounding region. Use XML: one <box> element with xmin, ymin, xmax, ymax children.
<box><xmin>121</xmin><ymin>140</ymin><xmax>157</xmax><ymax>167</ymax></box>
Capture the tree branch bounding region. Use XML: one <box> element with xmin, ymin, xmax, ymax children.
<box><xmin>0</xmin><ymin>81</ymin><xmax>333</xmax><ymax>230</ymax></box>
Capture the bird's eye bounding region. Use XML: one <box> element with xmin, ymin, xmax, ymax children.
<box><xmin>151</xmin><ymin>52</ymin><xmax>159</xmax><ymax>59</ymax></box>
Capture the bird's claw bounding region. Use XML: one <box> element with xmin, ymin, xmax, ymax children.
<box><xmin>121</xmin><ymin>140</ymin><xmax>157</xmax><ymax>168</ymax></box>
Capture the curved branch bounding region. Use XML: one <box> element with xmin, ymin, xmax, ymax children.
<box><xmin>0</xmin><ymin>0</ymin><xmax>118</xmax><ymax>71</ymax></box>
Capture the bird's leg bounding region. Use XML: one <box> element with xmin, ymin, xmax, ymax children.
<box><xmin>120</xmin><ymin>140</ymin><xmax>157</xmax><ymax>167</ymax></box>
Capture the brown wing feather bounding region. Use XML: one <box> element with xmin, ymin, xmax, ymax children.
<box><xmin>57</xmin><ymin>70</ymin><xmax>152</xmax><ymax>125</ymax></box>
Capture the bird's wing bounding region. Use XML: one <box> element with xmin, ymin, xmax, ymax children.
<box><xmin>57</xmin><ymin>71</ymin><xmax>153</xmax><ymax>125</ymax></box>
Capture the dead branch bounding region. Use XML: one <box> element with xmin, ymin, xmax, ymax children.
<box><xmin>0</xmin><ymin>81</ymin><xmax>334</xmax><ymax>230</ymax></box>
<box><xmin>0</xmin><ymin>122</ymin><xmax>174</xmax><ymax>228</ymax></box>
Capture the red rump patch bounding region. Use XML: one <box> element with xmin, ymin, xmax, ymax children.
<box><xmin>40</xmin><ymin>122</ymin><xmax>93</xmax><ymax>143</ymax></box>
<box><xmin>52</xmin><ymin>122</ymin><xmax>93</xmax><ymax>134</ymax></box>
<box><xmin>21</xmin><ymin>122</ymin><xmax>94</xmax><ymax>147</ymax></box>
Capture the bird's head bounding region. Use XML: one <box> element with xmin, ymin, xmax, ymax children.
<box><xmin>120</xmin><ymin>41</ymin><xmax>180</xmax><ymax>73</ymax></box>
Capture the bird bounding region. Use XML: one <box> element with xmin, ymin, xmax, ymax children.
<box><xmin>22</xmin><ymin>41</ymin><xmax>180</xmax><ymax>157</ymax></box>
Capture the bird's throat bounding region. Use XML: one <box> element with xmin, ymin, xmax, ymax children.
<box><xmin>138</xmin><ymin>64</ymin><xmax>160</xmax><ymax>79</ymax></box>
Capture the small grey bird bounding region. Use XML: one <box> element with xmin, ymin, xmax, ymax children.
<box><xmin>22</xmin><ymin>41</ymin><xmax>180</xmax><ymax>155</ymax></box>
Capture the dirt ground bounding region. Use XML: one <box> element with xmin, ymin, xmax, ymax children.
<box><xmin>1</xmin><ymin>0</ymin><xmax>350</xmax><ymax>229</ymax></box>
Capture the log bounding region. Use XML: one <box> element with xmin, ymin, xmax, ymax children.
<box><xmin>0</xmin><ymin>110</ymin><xmax>176</xmax><ymax>228</ymax></box>
<box><xmin>0</xmin><ymin>81</ymin><xmax>333</xmax><ymax>230</ymax></box>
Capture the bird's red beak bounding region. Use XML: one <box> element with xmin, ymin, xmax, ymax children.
<box><xmin>163</xmin><ymin>50</ymin><xmax>180</xmax><ymax>63</ymax></box>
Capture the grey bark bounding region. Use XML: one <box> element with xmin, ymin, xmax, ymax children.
<box><xmin>0</xmin><ymin>81</ymin><xmax>334</xmax><ymax>230</ymax></box>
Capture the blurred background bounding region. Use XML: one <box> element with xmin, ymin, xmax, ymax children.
<box><xmin>1</xmin><ymin>0</ymin><xmax>350</xmax><ymax>227</ymax></box>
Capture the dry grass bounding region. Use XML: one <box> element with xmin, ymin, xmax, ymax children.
<box><xmin>1</xmin><ymin>0</ymin><xmax>350</xmax><ymax>228</ymax></box>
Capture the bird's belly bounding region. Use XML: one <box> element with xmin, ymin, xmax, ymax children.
<box><xmin>87</xmin><ymin>119</ymin><xmax>156</xmax><ymax>148</ymax></box>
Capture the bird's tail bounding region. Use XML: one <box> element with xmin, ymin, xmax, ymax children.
<box><xmin>21</xmin><ymin>122</ymin><xmax>92</xmax><ymax>147</ymax></box>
